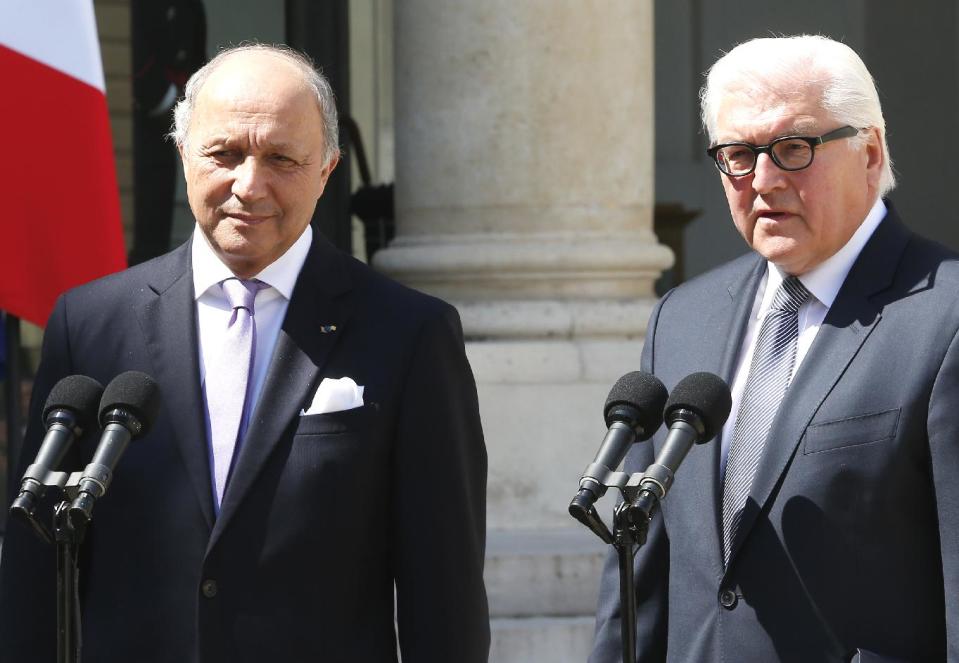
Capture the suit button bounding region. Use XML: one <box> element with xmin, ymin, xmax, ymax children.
<box><xmin>719</xmin><ymin>589</ymin><xmax>737</xmax><ymax>609</ymax></box>
<box><xmin>201</xmin><ymin>579</ymin><xmax>218</xmax><ymax>598</ymax></box>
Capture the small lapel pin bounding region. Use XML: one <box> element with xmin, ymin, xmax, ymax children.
<box><xmin>320</xmin><ymin>324</ymin><xmax>338</xmax><ymax>334</ymax></box>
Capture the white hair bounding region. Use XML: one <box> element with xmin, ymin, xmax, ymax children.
<box><xmin>169</xmin><ymin>43</ymin><xmax>340</xmax><ymax>165</ymax></box>
<box><xmin>700</xmin><ymin>35</ymin><xmax>895</xmax><ymax>196</ymax></box>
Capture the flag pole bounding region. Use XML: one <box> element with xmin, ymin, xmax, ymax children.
<box><xmin>5</xmin><ymin>312</ymin><xmax>22</xmax><ymax>510</ymax></box>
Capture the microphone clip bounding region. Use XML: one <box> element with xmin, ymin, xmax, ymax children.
<box><xmin>10</xmin><ymin>468</ymin><xmax>92</xmax><ymax>543</ymax></box>
<box><xmin>570</xmin><ymin>469</ymin><xmax>656</xmax><ymax>546</ymax></box>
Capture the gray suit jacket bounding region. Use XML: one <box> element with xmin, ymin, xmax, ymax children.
<box><xmin>590</xmin><ymin>208</ymin><xmax>959</xmax><ymax>662</ymax></box>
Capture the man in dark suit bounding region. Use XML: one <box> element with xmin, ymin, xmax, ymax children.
<box><xmin>590</xmin><ymin>35</ymin><xmax>959</xmax><ymax>662</ymax></box>
<box><xmin>0</xmin><ymin>45</ymin><xmax>489</xmax><ymax>662</ymax></box>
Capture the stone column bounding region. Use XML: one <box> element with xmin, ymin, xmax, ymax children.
<box><xmin>377</xmin><ymin>2</ymin><xmax>666</xmax><ymax>660</ymax></box>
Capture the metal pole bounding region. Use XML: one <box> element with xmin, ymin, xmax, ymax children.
<box><xmin>613</xmin><ymin>499</ymin><xmax>640</xmax><ymax>663</ymax></box>
<box><xmin>54</xmin><ymin>502</ymin><xmax>81</xmax><ymax>663</ymax></box>
<box><xmin>4</xmin><ymin>313</ymin><xmax>22</xmax><ymax>514</ymax></box>
<box><xmin>616</xmin><ymin>537</ymin><xmax>637</xmax><ymax>663</ymax></box>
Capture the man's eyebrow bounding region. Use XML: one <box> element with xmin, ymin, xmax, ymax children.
<box><xmin>716</xmin><ymin>122</ymin><xmax>821</xmax><ymax>145</ymax></box>
<box><xmin>783</xmin><ymin>120</ymin><xmax>818</xmax><ymax>135</ymax></box>
<box><xmin>199</xmin><ymin>136</ymin><xmax>234</xmax><ymax>147</ymax></box>
<box><xmin>201</xmin><ymin>137</ymin><xmax>302</xmax><ymax>151</ymax></box>
<box><xmin>265</xmin><ymin>141</ymin><xmax>297</xmax><ymax>152</ymax></box>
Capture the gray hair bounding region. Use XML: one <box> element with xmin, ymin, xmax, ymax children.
<box><xmin>170</xmin><ymin>43</ymin><xmax>340</xmax><ymax>165</ymax></box>
<box><xmin>700</xmin><ymin>35</ymin><xmax>895</xmax><ymax>196</ymax></box>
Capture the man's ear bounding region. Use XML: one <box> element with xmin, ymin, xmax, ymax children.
<box><xmin>864</xmin><ymin>127</ymin><xmax>884</xmax><ymax>190</ymax></box>
<box><xmin>178</xmin><ymin>143</ymin><xmax>190</xmax><ymax>177</ymax></box>
<box><xmin>315</xmin><ymin>152</ymin><xmax>341</xmax><ymax>199</ymax></box>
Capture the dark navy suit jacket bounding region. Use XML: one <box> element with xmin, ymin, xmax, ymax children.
<box><xmin>0</xmin><ymin>234</ymin><xmax>490</xmax><ymax>662</ymax></box>
<box><xmin>590</xmin><ymin>209</ymin><xmax>959</xmax><ymax>662</ymax></box>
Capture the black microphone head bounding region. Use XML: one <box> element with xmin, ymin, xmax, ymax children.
<box><xmin>664</xmin><ymin>372</ymin><xmax>732</xmax><ymax>441</ymax></box>
<box><xmin>42</xmin><ymin>375</ymin><xmax>105</xmax><ymax>429</ymax></box>
<box><xmin>99</xmin><ymin>371</ymin><xmax>162</xmax><ymax>436</ymax></box>
<box><xmin>604</xmin><ymin>371</ymin><xmax>668</xmax><ymax>440</ymax></box>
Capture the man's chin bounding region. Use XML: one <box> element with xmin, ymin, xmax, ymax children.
<box><xmin>754</xmin><ymin>238</ymin><xmax>810</xmax><ymax>273</ymax></box>
<box><xmin>224</xmin><ymin>214</ymin><xmax>273</xmax><ymax>227</ymax></box>
<box><xmin>212</xmin><ymin>243</ymin><xmax>271</xmax><ymax>278</ymax></box>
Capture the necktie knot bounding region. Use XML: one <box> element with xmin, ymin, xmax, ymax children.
<box><xmin>221</xmin><ymin>278</ymin><xmax>264</xmax><ymax>315</ymax></box>
<box><xmin>770</xmin><ymin>276</ymin><xmax>811</xmax><ymax>313</ymax></box>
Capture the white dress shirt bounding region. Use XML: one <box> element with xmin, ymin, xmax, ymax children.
<box><xmin>719</xmin><ymin>197</ymin><xmax>888</xmax><ymax>480</ymax></box>
<box><xmin>192</xmin><ymin>224</ymin><xmax>312</xmax><ymax>505</ymax></box>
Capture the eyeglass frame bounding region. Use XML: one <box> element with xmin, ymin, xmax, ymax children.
<box><xmin>705</xmin><ymin>125</ymin><xmax>861</xmax><ymax>177</ymax></box>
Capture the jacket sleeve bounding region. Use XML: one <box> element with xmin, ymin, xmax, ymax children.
<box><xmin>391</xmin><ymin>303</ymin><xmax>490</xmax><ymax>662</ymax></box>
<box><xmin>926</xmin><ymin>323</ymin><xmax>959</xmax><ymax>662</ymax></box>
<box><xmin>0</xmin><ymin>295</ymin><xmax>79</xmax><ymax>662</ymax></box>
<box><xmin>588</xmin><ymin>291</ymin><xmax>672</xmax><ymax>663</ymax></box>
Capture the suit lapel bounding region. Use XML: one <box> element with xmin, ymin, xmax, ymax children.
<box><xmin>656</xmin><ymin>254</ymin><xmax>765</xmax><ymax>570</ymax></box>
<box><xmin>210</xmin><ymin>235</ymin><xmax>354</xmax><ymax>547</ymax></box>
<box><xmin>134</xmin><ymin>241</ymin><xmax>215</xmax><ymax>530</ymax></box>
<box><xmin>724</xmin><ymin>210</ymin><xmax>911</xmax><ymax>568</ymax></box>
<box><xmin>704</xmin><ymin>257</ymin><xmax>766</xmax><ymax>561</ymax></box>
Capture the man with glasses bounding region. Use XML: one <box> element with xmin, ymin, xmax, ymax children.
<box><xmin>590</xmin><ymin>35</ymin><xmax>959</xmax><ymax>662</ymax></box>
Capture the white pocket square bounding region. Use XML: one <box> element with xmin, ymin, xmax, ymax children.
<box><xmin>301</xmin><ymin>377</ymin><xmax>365</xmax><ymax>415</ymax></box>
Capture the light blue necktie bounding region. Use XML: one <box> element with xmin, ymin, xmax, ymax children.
<box><xmin>206</xmin><ymin>278</ymin><xmax>266</xmax><ymax>507</ymax></box>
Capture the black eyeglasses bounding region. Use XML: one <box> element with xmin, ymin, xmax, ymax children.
<box><xmin>706</xmin><ymin>125</ymin><xmax>860</xmax><ymax>177</ymax></box>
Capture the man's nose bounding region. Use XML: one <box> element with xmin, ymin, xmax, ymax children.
<box><xmin>750</xmin><ymin>152</ymin><xmax>787</xmax><ymax>193</ymax></box>
<box><xmin>232</xmin><ymin>157</ymin><xmax>268</xmax><ymax>201</ymax></box>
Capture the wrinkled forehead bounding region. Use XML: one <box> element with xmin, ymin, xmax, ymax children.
<box><xmin>714</xmin><ymin>80</ymin><xmax>830</xmax><ymax>142</ymax></box>
<box><xmin>189</xmin><ymin>57</ymin><xmax>324</xmax><ymax>144</ymax></box>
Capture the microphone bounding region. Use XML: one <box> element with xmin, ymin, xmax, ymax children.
<box><xmin>68</xmin><ymin>371</ymin><xmax>161</xmax><ymax>529</ymax></box>
<box><xmin>569</xmin><ymin>371</ymin><xmax>668</xmax><ymax>523</ymax></box>
<box><xmin>631</xmin><ymin>372</ymin><xmax>731</xmax><ymax>521</ymax></box>
<box><xmin>10</xmin><ymin>375</ymin><xmax>104</xmax><ymax>527</ymax></box>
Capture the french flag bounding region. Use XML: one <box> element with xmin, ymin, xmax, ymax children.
<box><xmin>0</xmin><ymin>1</ymin><xmax>127</xmax><ymax>327</ymax></box>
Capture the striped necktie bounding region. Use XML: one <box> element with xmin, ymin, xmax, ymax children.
<box><xmin>722</xmin><ymin>275</ymin><xmax>812</xmax><ymax>563</ymax></box>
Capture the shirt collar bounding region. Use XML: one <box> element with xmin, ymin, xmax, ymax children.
<box><xmin>767</xmin><ymin>196</ymin><xmax>887</xmax><ymax>309</ymax></box>
<box><xmin>191</xmin><ymin>224</ymin><xmax>313</xmax><ymax>300</ymax></box>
